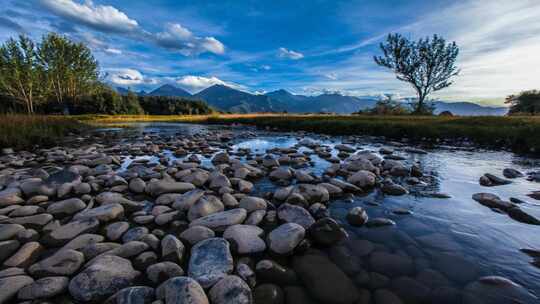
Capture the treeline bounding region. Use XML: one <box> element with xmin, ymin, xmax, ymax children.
<box><xmin>506</xmin><ymin>90</ymin><xmax>540</xmax><ymax>115</ymax></box>
<box><xmin>0</xmin><ymin>34</ymin><xmax>212</xmax><ymax>115</ymax></box>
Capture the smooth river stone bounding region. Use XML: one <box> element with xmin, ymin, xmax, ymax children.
<box><xmin>188</xmin><ymin>238</ymin><xmax>234</xmax><ymax>288</ymax></box>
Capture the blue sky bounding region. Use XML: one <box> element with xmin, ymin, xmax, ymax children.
<box><xmin>1</xmin><ymin>0</ymin><xmax>540</xmax><ymax>105</ymax></box>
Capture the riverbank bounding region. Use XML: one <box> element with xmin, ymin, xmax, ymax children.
<box><xmin>81</xmin><ymin>114</ymin><xmax>540</xmax><ymax>154</ymax></box>
<box><xmin>0</xmin><ymin>115</ymin><xmax>87</xmax><ymax>150</ymax></box>
<box><xmin>3</xmin><ymin>114</ymin><xmax>540</xmax><ymax>154</ymax></box>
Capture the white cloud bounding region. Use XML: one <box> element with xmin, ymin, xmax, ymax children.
<box><xmin>104</xmin><ymin>48</ymin><xmax>122</xmax><ymax>55</ymax></box>
<box><xmin>175</xmin><ymin>75</ymin><xmax>242</xmax><ymax>93</ymax></box>
<box><xmin>278</xmin><ymin>47</ymin><xmax>304</xmax><ymax>60</ymax></box>
<box><xmin>324</xmin><ymin>72</ymin><xmax>338</xmax><ymax>80</ymax></box>
<box><xmin>41</xmin><ymin>1</ymin><xmax>225</xmax><ymax>56</ymax></box>
<box><xmin>108</xmin><ymin>68</ymin><xmax>144</xmax><ymax>85</ymax></box>
<box><xmin>40</xmin><ymin>0</ymin><xmax>138</xmax><ymax>33</ymax></box>
<box><xmin>154</xmin><ymin>23</ymin><xmax>225</xmax><ymax>55</ymax></box>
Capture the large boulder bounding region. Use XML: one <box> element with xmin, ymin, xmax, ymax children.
<box><xmin>68</xmin><ymin>255</ymin><xmax>140</xmax><ymax>302</ymax></box>
<box><xmin>293</xmin><ymin>253</ymin><xmax>359</xmax><ymax>304</ymax></box>
<box><xmin>188</xmin><ymin>238</ymin><xmax>234</xmax><ymax>288</ymax></box>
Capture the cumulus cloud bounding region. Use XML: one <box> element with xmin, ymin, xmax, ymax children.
<box><xmin>40</xmin><ymin>0</ymin><xmax>138</xmax><ymax>33</ymax></box>
<box><xmin>41</xmin><ymin>0</ymin><xmax>225</xmax><ymax>56</ymax></box>
<box><xmin>107</xmin><ymin>68</ymin><xmax>144</xmax><ymax>85</ymax></box>
<box><xmin>278</xmin><ymin>47</ymin><xmax>304</xmax><ymax>60</ymax></box>
<box><xmin>175</xmin><ymin>75</ymin><xmax>241</xmax><ymax>93</ymax></box>
<box><xmin>154</xmin><ymin>23</ymin><xmax>225</xmax><ymax>55</ymax></box>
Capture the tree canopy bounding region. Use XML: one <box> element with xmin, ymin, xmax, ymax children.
<box><xmin>506</xmin><ymin>90</ymin><xmax>540</xmax><ymax>115</ymax></box>
<box><xmin>374</xmin><ymin>33</ymin><xmax>459</xmax><ymax>114</ymax></box>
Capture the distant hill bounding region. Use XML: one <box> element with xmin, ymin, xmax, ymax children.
<box><xmin>115</xmin><ymin>87</ymin><xmax>147</xmax><ymax>96</ymax></box>
<box><xmin>147</xmin><ymin>84</ymin><xmax>191</xmax><ymax>97</ymax></box>
<box><xmin>116</xmin><ymin>84</ymin><xmax>508</xmax><ymax>115</ymax></box>
<box><xmin>194</xmin><ymin>84</ymin><xmax>287</xmax><ymax>113</ymax></box>
<box><xmin>266</xmin><ymin>89</ymin><xmax>377</xmax><ymax>113</ymax></box>
<box><xmin>432</xmin><ymin>101</ymin><xmax>507</xmax><ymax>116</ymax></box>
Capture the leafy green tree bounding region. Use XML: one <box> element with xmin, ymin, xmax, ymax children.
<box><xmin>506</xmin><ymin>90</ymin><xmax>540</xmax><ymax>115</ymax></box>
<box><xmin>370</xmin><ymin>94</ymin><xmax>410</xmax><ymax>115</ymax></box>
<box><xmin>38</xmin><ymin>33</ymin><xmax>99</xmax><ymax>109</ymax></box>
<box><xmin>0</xmin><ymin>35</ymin><xmax>43</xmax><ymax>114</ymax></box>
<box><xmin>374</xmin><ymin>33</ymin><xmax>459</xmax><ymax>114</ymax></box>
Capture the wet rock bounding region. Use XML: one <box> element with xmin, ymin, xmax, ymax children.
<box><xmin>0</xmin><ymin>223</ymin><xmax>25</xmax><ymax>241</ymax></box>
<box><xmin>18</xmin><ymin>276</ymin><xmax>69</xmax><ymax>300</ymax></box>
<box><xmin>42</xmin><ymin>218</ymin><xmax>100</xmax><ymax>247</ymax></box>
<box><xmin>479</xmin><ymin>173</ymin><xmax>511</xmax><ymax>187</ymax></box>
<box><xmin>180</xmin><ymin>226</ymin><xmax>215</xmax><ymax>245</ymax></box>
<box><xmin>74</xmin><ymin>203</ymin><xmax>124</xmax><ymax>222</ymax></box>
<box><xmin>528</xmin><ymin>191</ymin><xmax>540</xmax><ymax>201</ymax></box>
<box><xmin>146</xmin><ymin>179</ymin><xmax>195</xmax><ymax>196</ymax></box>
<box><xmin>68</xmin><ymin>255</ymin><xmax>140</xmax><ymax>302</ymax></box>
<box><xmin>3</xmin><ymin>241</ymin><xmax>43</xmax><ymax>268</ymax></box>
<box><xmin>503</xmin><ymin>168</ymin><xmax>523</xmax><ymax>179</ymax></box>
<box><xmin>161</xmin><ymin>234</ymin><xmax>185</xmax><ymax>264</ymax></box>
<box><xmin>239</xmin><ymin>196</ymin><xmax>268</xmax><ymax>213</ymax></box>
<box><xmin>308</xmin><ymin>217</ymin><xmax>347</xmax><ymax>246</ymax></box>
<box><xmin>256</xmin><ymin>260</ymin><xmax>298</xmax><ymax>285</ymax></box>
<box><xmin>115</xmin><ymin>286</ymin><xmax>155</xmax><ymax>304</ymax></box>
<box><xmin>209</xmin><ymin>173</ymin><xmax>232</xmax><ymax>190</ymax></box>
<box><xmin>188</xmin><ymin>238</ymin><xmax>234</xmax><ymax>288</ymax></box>
<box><xmin>277</xmin><ymin>203</ymin><xmax>315</xmax><ymax>229</ymax></box>
<box><xmin>0</xmin><ymin>275</ymin><xmax>34</xmax><ymax>303</ymax></box>
<box><xmin>267</xmin><ymin>223</ymin><xmax>305</xmax><ymax>255</ymax></box>
<box><xmin>472</xmin><ymin>193</ymin><xmax>514</xmax><ymax>211</ymax></box>
<box><xmin>212</xmin><ymin>152</ymin><xmax>230</xmax><ymax>164</ymax></box>
<box><xmin>224</xmin><ymin>224</ymin><xmax>266</xmax><ymax>254</ymax></box>
<box><xmin>0</xmin><ymin>240</ymin><xmax>20</xmax><ymax>263</ymax></box>
<box><xmin>0</xmin><ymin>188</ymin><xmax>24</xmax><ymax>207</ymax></box>
<box><xmin>189</xmin><ymin>209</ymin><xmax>247</xmax><ymax>232</ymax></box>
<box><xmin>147</xmin><ymin>262</ymin><xmax>184</xmax><ymax>285</ymax></box>
<box><xmin>209</xmin><ymin>275</ymin><xmax>252</xmax><ymax>304</ymax></box>
<box><xmin>507</xmin><ymin>206</ymin><xmax>540</xmax><ymax>225</ymax></box>
<box><xmin>463</xmin><ymin>276</ymin><xmax>538</xmax><ymax>304</ymax></box>
<box><xmin>381</xmin><ymin>182</ymin><xmax>408</xmax><ymax>196</ymax></box>
<box><xmin>155</xmin><ymin>276</ymin><xmax>209</xmax><ymax>304</ymax></box>
<box><xmin>329</xmin><ymin>246</ymin><xmax>363</xmax><ymax>275</ymax></box>
<box><xmin>28</xmin><ymin>249</ymin><xmax>84</xmax><ymax>277</ymax></box>
<box><xmin>346</xmin><ymin>206</ymin><xmax>369</xmax><ymax>226</ymax></box>
<box><xmin>291</xmin><ymin>184</ymin><xmax>330</xmax><ymax>204</ymax></box>
<box><xmin>188</xmin><ymin>195</ymin><xmax>224</xmax><ymax>221</ymax></box>
<box><xmin>366</xmin><ymin>217</ymin><xmax>396</xmax><ymax>227</ymax></box>
<box><xmin>347</xmin><ymin>170</ymin><xmax>376</xmax><ymax>188</ymax></box>
<box><xmin>253</xmin><ymin>284</ymin><xmax>284</xmax><ymax>304</ymax></box>
<box><xmin>172</xmin><ymin>189</ymin><xmax>205</xmax><ymax>211</ymax></box>
<box><xmin>293</xmin><ymin>253</ymin><xmax>359</xmax><ymax>304</ymax></box>
<box><xmin>105</xmin><ymin>221</ymin><xmax>129</xmax><ymax>241</ymax></box>
<box><xmin>369</xmin><ymin>252</ymin><xmax>414</xmax><ymax>277</ymax></box>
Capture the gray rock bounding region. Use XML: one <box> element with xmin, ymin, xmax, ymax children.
<box><xmin>115</xmin><ymin>286</ymin><xmax>155</xmax><ymax>304</ymax></box>
<box><xmin>479</xmin><ymin>173</ymin><xmax>512</xmax><ymax>187</ymax></box>
<box><xmin>156</xmin><ymin>276</ymin><xmax>209</xmax><ymax>304</ymax></box>
<box><xmin>6</xmin><ymin>213</ymin><xmax>53</xmax><ymax>229</ymax></box>
<box><xmin>47</xmin><ymin>198</ymin><xmax>86</xmax><ymax>216</ymax></box>
<box><xmin>161</xmin><ymin>234</ymin><xmax>185</xmax><ymax>264</ymax></box>
<box><xmin>309</xmin><ymin>217</ymin><xmax>347</xmax><ymax>247</ymax></box>
<box><xmin>381</xmin><ymin>182</ymin><xmax>409</xmax><ymax>196</ymax></box>
<box><xmin>146</xmin><ymin>179</ymin><xmax>195</xmax><ymax>196</ymax></box>
<box><xmin>267</xmin><ymin>223</ymin><xmax>305</xmax><ymax>255</ymax></box>
<box><xmin>293</xmin><ymin>253</ymin><xmax>359</xmax><ymax>304</ymax></box>
<box><xmin>189</xmin><ymin>209</ymin><xmax>247</xmax><ymax>232</ymax></box>
<box><xmin>29</xmin><ymin>249</ymin><xmax>84</xmax><ymax>277</ymax></box>
<box><xmin>106</xmin><ymin>221</ymin><xmax>130</xmax><ymax>241</ymax></box>
<box><xmin>3</xmin><ymin>241</ymin><xmax>43</xmax><ymax>268</ymax></box>
<box><xmin>122</xmin><ymin>226</ymin><xmax>149</xmax><ymax>243</ymax></box>
<box><xmin>503</xmin><ymin>168</ymin><xmax>524</xmax><ymax>179</ymax></box>
<box><xmin>188</xmin><ymin>195</ymin><xmax>224</xmax><ymax>221</ymax></box>
<box><xmin>129</xmin><ymin>178</ymin><xmax>146</xmax><ymax>194</ymax></box>
<box><xmin>0</xmin><ymin>275</ymin><xmax>34</xmax><ymax>303</ymax></box>
<box><xmin>42</xmin><ymin>218</ymin><xmax>100</xmax><ymax>247</ymax></box>
<box><xmin>346</xmin><ymin>206</ymin><xmax>369</xmax><ymax>226</ymax></box>
<box><xmin>0</xmin><ymin>240</ymin><xmax>20</xmax><ymax>263</ymax></box>
<box><xmin>0</xmin><ymin>223</ymin><xmax>25</xmax><ymax>241</ymax></box>
<box><xmin>172</xmin><ymin>189</ymin><xmax>205</xmax><ymax>211</ymax></box>
<box><xmin>209</xmin><ymin>275</ymin><xmax>252</xmax><ymax>304</ymax></box>
<box><xmin>180</xmin><ymin>226</ymin><xmax>215</xmax><ymax>245</ymax></box>
<box><xmin>68</xmin><ymin>255</ymin><xmax>140</xmax><ymax>302</ymax></box>
<box><xmin>239</xmin><ymin>196</ymin><xmax>267</xmax><ymax>213</ymax></box>
<box><xmin>147</xmin><ymin>262</ymin><xmax>184</xmax><ymax>285</ymax></box>
<box><xmin>472</xmin><ymin>193</ymin><xmax>514</xmax><ymax>211</ymax></box>
<box><xmin>347</xmin><ymin>170</ymin><xmax>377</xmax><ymax>188</ymax></box>
<box><xmin>188</xmin><ymin>238</ymin><xmax>234</xmax><ymax>288</ymax></box>
<box><xmin>18</xmin><ymin>276</ymin><xmax>69</xmax><ymax>300</ymax></box>
<box><xmin>277</xmin><ymin>203</ymin><xmax>315</xmax><ymax>229</ymax></box>
<box><xmin>223</xmin><ymin>224</ymin><xmax>266</xmax><ymax>254</ymax></box>
<box><xmin>0</xmin><ymin>188</ymin><xmax>24</xmax><ymax>207</ymax></box>
<box><xmin>74</xmin><ymin>203</ymin><xmax>124</xmax><ymax>222</ymax></box>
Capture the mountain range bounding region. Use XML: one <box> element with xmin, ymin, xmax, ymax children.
<box><xmin>116</xmin><ymin>84</ymin><xmax>508</xmax><ymax>116</ymax></box>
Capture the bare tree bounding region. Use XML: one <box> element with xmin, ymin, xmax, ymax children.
<box><xmin>374</xmin><ymin>33</ymin><xmax>460</xmax><ymax>114</ymax></box>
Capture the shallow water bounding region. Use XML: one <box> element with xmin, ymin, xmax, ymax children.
<box><xmin>104</xmin><ymin>122</ymin><xmax>540</xmax><ymax>300</ymax></box>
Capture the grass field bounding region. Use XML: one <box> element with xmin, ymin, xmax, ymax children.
<box><xmin>2</xmin><ymin>114</ymin><xmax>540</xmax><ymax>154</ymax></box>
<box><xmin>0</xmin><ymin>115</ymin><xmax>87</xmax><ymax>150</ymax></box>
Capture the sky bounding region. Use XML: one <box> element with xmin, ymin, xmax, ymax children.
<box><xmin>1</xmin><ymin>0</ymin><xmax>540</xmax><ymax>106</ymax></box>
